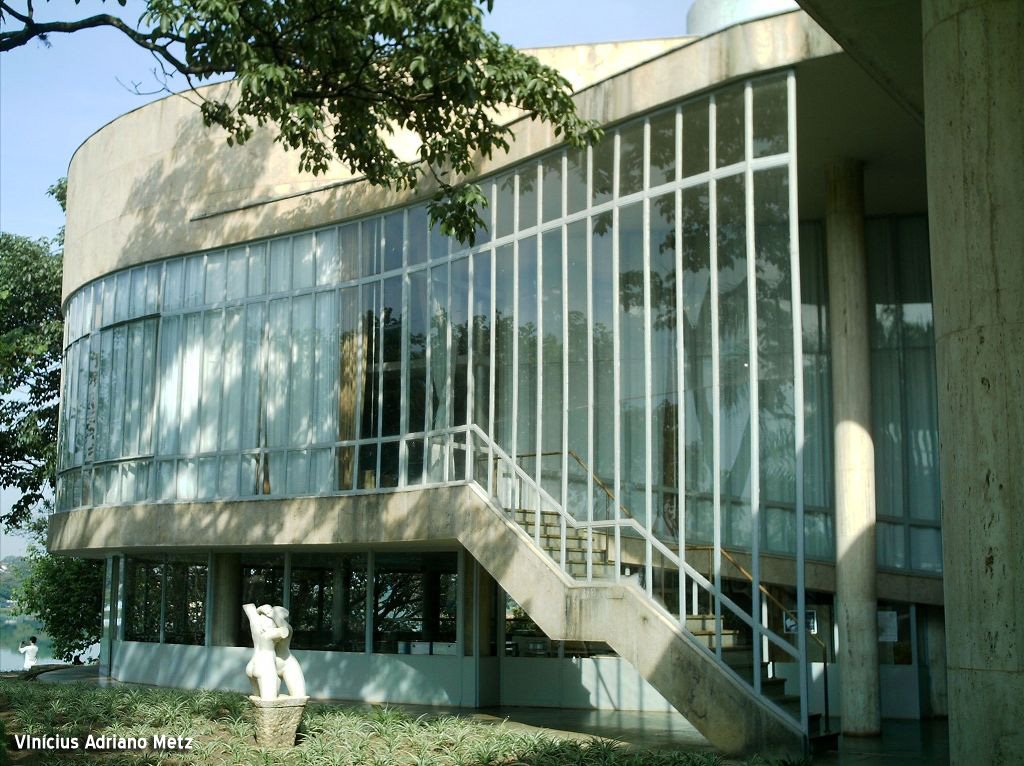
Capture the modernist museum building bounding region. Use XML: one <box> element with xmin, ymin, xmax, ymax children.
<box><xmin>50</xmin><ymin>0</ymin><xmax>1023</xmax><ymax>759</ymax></box>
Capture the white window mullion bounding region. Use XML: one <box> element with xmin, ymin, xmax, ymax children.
<box><xmin>584</xmin><ymin>212</ymin><xmax>597</xmax><ymax>576</ymax></box>
<box><xmin>466</xmin><ymin>247</ymin><xmax>475</xmax><ymax>479</ymax></box>
<box><xmin>642</xmin><ymin>116</ymin><xmax>654</xmax><ymax>598</ymax></box>
<box><xmin>487</xmin><ymin>253</ymin><xmax>496</xmax><ymax>495</ymax></box>
<box><xmin>444</xmin><ymin>260</ymin><xmax>454</xmax><ymax>481</ymax></box>
<box><xmin>399</xmin><ymin>213</ymin><xmax>410</xmax><ymax>486</ymax></box>
<box><xmin>787</xmin><ymin>69</ymin><xmax>810</xmax><ymax>733</ymax></box>
<box><xmin>560</xmin><ymin>221</ymin><xmax>570</xmax><ymax>523</ymax></box>
<box><xmin>511</xmin><ymin>173</ymin><xmax>520</xmax><ymax>472</ymax></box>
<box><xmin>709</xmin><ymin>94</ymin><xmax>723</xmax><ymax>658</ymax></box>
<box><xmin>744</xmin><ymin>80</ymin><xmax>763</xmax><ymax>695</ymax></box>
<box><xmin>611</xmin><ymin>128</ymin><xmax>623</xmax><ymax>582</ymax></box>
<box><xmin>675</xmin><ymin>104</ymin><xmax>687</xmax><ymax>621</ymax></box>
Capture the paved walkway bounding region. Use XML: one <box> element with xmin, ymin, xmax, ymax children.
<box><xmin>30</xmin><ymin>666</ymin><xmax>949</xmax><ymax>764</ymax></box>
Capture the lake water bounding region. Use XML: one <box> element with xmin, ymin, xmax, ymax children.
<box><xmin>1</xmin><ymin>616</ymin><xmax>65</xmax><ymax>671</ymax></box>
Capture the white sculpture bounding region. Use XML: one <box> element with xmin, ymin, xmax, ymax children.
<box><xmin>267</xmin><ymin>604</ymin><xmax>306</xmax><ymax>698</ymax></box>
<box><xmin>243</xmin><ymin>603</ymin><xmax>309</xmax><ymax>747</ymax></box>
<box><xmin>244</xmin><ymin>603</ymin><xmax>307</xmax><ymax>700</ymax></box>
<box><xmin>244</xmin><ymin>603</ymin><xmax>287</xmax><ymax>700</ymax></box>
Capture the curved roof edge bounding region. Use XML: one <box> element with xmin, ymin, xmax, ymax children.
<box><xmin>63</xmin><ymin>10</ymin><xmax>841</xmax><ymax>302</ymax></box>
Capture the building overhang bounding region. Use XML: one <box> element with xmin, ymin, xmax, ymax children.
<box><xmin>796</xmin><ymin>0</ymin><xmax>923</xmax><ymax>122</ymax></box>
<box><xmin>48</xmin><ymin>489</ymin><xmax>943</xmax><ymax>606</ymax></box>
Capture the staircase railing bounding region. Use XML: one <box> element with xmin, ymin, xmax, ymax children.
<box><xmin>464</xmin><ymin>424</ymin><xmax>808</xmax><ymax>737</ymax></box>
<box><xmin>691</xmin><ymin>543</ymin><xmax>831</xmax><ymax>732</ymax></box>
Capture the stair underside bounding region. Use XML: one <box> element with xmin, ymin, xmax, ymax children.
<box><xmin>464</xmin><ymin>486</ymin><xmax>805</xmax><ymax>757</ymax></box>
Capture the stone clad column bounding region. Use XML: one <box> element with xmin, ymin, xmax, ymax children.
<box><xmin>211</xmin><ymin>553</ymin><xmax>242</xmax><ymax>646</ymax></box>
<box><xmin>99</xmin><ymin>555</ymin><xmax>121</xmax><ymax>676</ymax></box>
<box><xmin>826</xmin><ymin>160</ymin><xmax>881</xmax><ymax>736</ymax></box>
<box><xmin>922</xmin><ymin>1</ymin><xmax>1024</xmax><ymax>762</ymax></box>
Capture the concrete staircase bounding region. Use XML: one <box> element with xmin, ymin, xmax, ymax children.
<box><xmin>686</xmin><ymin>616</ymin><xmax>801</xmax><ymax>719</ymax></box>
<box><xmin>511</xmin><ymin>507</ymin><xmax>616</xmax><ymax>580</ymax></box>
<box><xmin>459</xmin><ymin>483</ymin><xmax>806</xmax><ymax>757</ymax></box>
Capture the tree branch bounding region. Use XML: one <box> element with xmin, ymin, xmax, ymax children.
<box><xmin>1</xmin><ymin>2</ymin><xmax>33</xmax><ymax>25</ymax></box>
<box><xmin>0</xmin><ymin>11</ymin><xmax>214</xmax><ymax>78</ymax></box>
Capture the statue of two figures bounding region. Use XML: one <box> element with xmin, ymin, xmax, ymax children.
<box><xmin>243</xmin><ymin>603</ymin><xmax>307</xmax><ymax>700</ymax></box>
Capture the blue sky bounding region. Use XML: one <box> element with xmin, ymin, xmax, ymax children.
<box><xmin>0</xmin><ymin>0</ymin><xmax>695</xmax><ymax>556</ymax></box>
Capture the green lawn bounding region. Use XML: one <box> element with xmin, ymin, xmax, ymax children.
<box><xmin>0</xmin><ymin>679</ymin><xmax>806</xmax><ymax>766</ymax></box>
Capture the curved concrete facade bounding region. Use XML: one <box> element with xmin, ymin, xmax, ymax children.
<box><xmin>63</xmin><ymin>12</ymin><xmax>840</xmax><ymax>301</ymax></box>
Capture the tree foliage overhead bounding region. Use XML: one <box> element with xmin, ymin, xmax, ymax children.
<box><xmin>0</xmin><ymin>0</ymin><xmax>601</xmax><ymax>242</ymax></box>
<box><xmin>0</xmin><ymin>225</ymin><xmax>63</xmax><ymax>531</ymax></box>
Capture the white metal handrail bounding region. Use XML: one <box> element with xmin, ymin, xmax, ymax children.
<box><xmin>465</xmin><ymin>422</ymin><xmax>807</xmax><ymax>727</ymax></box>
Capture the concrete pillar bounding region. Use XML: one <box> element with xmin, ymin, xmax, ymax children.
<box><xmin>210</xmin><ymin>553</ymin><xmax>241</xmax><ymax>646</ymax></box>
<box><xmin>467</xmin><ymin>560</ymin><xmax>500</xmax><ymax>706</ymax></box>
<box><xmin>826</xmin><ymin>160</ymin><xmax>881</xmax><ymax>736</ymax></box>
<box><xmin>922</xmin><ymin>1</ymin><xmax>1024</xmax><ymax>762</ymax></box>
<box><xmin>98</xmin><ymin>555</ymin><xmax>121</xmax><ymax>676</ymax></box>
<box><xmin>923</xmin><ymin>607</ymin><xmax>947</xmax><ymax>717</ymax></box>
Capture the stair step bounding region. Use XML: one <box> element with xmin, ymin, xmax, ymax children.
<box><xmin>760</xmin><ymin>677</ymin><xmax>788</xmax><ymax>699</ymax></box>
<box><xmin>809</xmin><ymin>730</ymin><xmax>840</xmax><ymax>754</ymax></box>
<box><xmin>525</xmin><ymin>529</ymin><xmax>610</xmax><ymax>552</ymax></box>
<box><xmin>807</xmin><ymin>712</ymin><xmax>823</xmax><ymax>735</ymax></box>
<box><xmin>688</xmin><ymin>629</ymin><xmax>742</xmax><ymax>649</ymax></box>
<box><xmin>720</xmin><ymin>647</ymin><xmax>754</xmax><ymax>667</ymax></box>
<box><xmin>685</xmin><ymin>614</ymin><xmax>718</xmax><ymax>632</ymax></box>
<box><xmin>565</xmin><ymin>561</ymin><xmax>617</xmax><ymax>579</ymax></box>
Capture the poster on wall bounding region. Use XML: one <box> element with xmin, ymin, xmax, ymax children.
<box><xmin>878</xmin><ymin>610</ymin><xmax>899</xmax><ymax>642</ymax></box>
<box><xmin>783</xmin><ymin>610</ymin><xmax>817</xmax><ymax>635</ymax></box>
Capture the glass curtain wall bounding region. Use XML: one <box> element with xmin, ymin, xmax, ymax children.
<box><xmin>56</xmin><ymin>74</ymin><xmax>826</xmax><ymax>575</ymax></box>
<box><xmin>797</xmin><ymin>217</ymin><xmax>941</xmax><ymax>575</ymax></box>
<box><xmin>867</xmin><ymin>217</ymin><xmax>941</xmax><ymax>573</ymax></box>
<box><xmin>58</xmin><ymin>74</ymin><xmax>821</xmax><ymax>568</ymax></box>
<box><xmin>61</xmin><ymin>70</ymin><xmax>823</xmax><ymax>720</ymax></box>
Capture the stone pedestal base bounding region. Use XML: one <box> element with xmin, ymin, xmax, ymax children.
<box><xmin>249</xmin><ymin>695</ymin><xmax>308</xmax><ymax>747</ymax></box>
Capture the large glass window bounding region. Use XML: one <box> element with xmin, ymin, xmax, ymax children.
<box><xmin>59</xmin><ymin>74</ymin><xmax>882</xmax><ymax>714</ymax></box>
<box><xmin>124</xmin><ymin>556</ymin><xmax>164</xmax><ymax>643</ymax></box>
<box><xmin>372</xmin><ymin>553</ymin><xmax>457</xmax><ymax>654</ymax></box>
<box><xmin>289</xmin><ymin>553</ymin><xmax>367</xmax><ymax>652</ymax></box>
<box><xmin>868</xmin><ymin>217</ymin><xmax>941</xmax><ymax>573</ymax></box>
<box><xmin>123</xmin><ymin>555</ymin><xmax>207</xmax><ymax>645</ymax></box>
<box><xmin>163</xmin><ymin>558</ymin><xmax>208</xmax><ymax>645</ymax></box>
<box><xmin>57</xmin><ymin>73</ymin><xmax>919</xmax><ymax>591</ymax></box>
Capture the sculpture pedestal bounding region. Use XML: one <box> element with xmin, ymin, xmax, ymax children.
<box><xmin>249</xmin><ymin>695</ymin><xmax>308</xmax><ymax>747</ymax></box>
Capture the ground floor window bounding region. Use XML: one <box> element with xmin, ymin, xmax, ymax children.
<box><xmin>123</xmin><ymin>555</ymin><xmax>207</xmax><ymax>644</ymax></box>
<box><xmin>289</xmin><ymin>553</ymin><xmax>367</xmax><ymax>652</ymax></box>
<box><xmin>373</xmin><ymin>552</ymin><xmax>457</xmax><ymax>654</ymax></box>
<box><xmin>224</xmin><ymin>550</ymin><xmax>458</xmax><ymax>655</ymax></box>
<box><xmin>236</xmin><ymin>554</ymin><xmax>285</xmax><ymax>646</ymax></box>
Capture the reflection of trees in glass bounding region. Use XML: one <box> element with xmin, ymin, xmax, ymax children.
<box><xmin>867</xmin><ymin>217</ymin><xmax>940</xmax><ymax>554</ymax></box>
<box><xmin>290</xmin><ymin>555</ymin><xmax>366</xmax><ymax>651</ymax></box>
<box><xmin>381</xmin><ymin>280</ymin><xmax>402</xmax><ymax>437</ymax></box>
<box><xmin>360</xmin><ymin>304</ymin><xmax>379</xmax><ymax>440</ymax></box>
<box><xmin>592</xmin><ymin>135</ymin><xmax>614</xmax><ymax>205</ymax></box>
<box><xmin>124</xmin><ymin>557</ymin><xmax>163</xmax><ymax>643</ymax></box>
<box><xmin>492</xmin><ymin>309</ymin><xmax>514</xmax><ymax>446</ymax></box>
<box><xmin>123</xmin><ymin>557</ymin><xmax>207</xmax><ymax>646</ymax></box>
<box><xmin>164</xmin><ymin>561</ymin><xmax>207</xmax><ymax>645</ymax></box>
<box><xmin>236</xmin><ymin>558</ymin><xmax>287</xmax><ymax>645</ymax></box>
<box><xmin>754</xmin><ymin>168</ymin><xmax>798</xmax><ymax>512</ymax></box>
<box><xmin>373</xmin><ymin>554</ymin><xmax>457</xmax><ymax>652</ymax></box>
<box><xmin>716</xmin><ymin>87</ymin><xmax>744</xmax><ymax>167</ymax></box>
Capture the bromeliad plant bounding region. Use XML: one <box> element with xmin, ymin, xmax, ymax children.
<box><xmin>0</xmin><ymin>680</ymin><xmax>801</xmax><ymax>765</ymax></box>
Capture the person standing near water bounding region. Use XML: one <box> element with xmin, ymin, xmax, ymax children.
<box><xmin>18</xmin><ymin>636</ymin><xmax>38</xmax><ymax>670</ymax></box>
